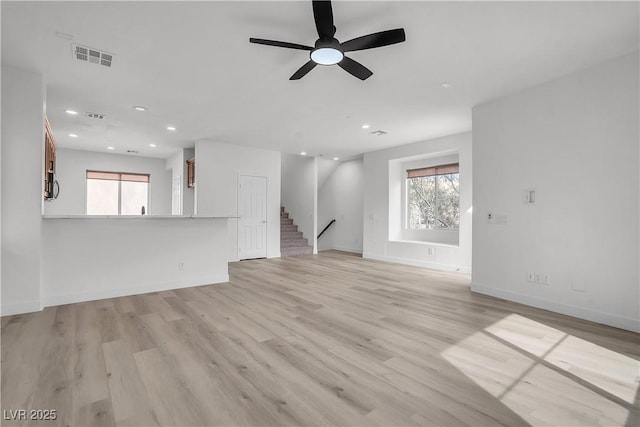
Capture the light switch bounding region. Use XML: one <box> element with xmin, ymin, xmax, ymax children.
<box><xmin>524</xmin><ymin>189</ymin><xmax>536</xmax><ymax>204</ymax></box>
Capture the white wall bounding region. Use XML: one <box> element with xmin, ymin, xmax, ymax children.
<box><xmin>472</xmin><ymin>52</ymin><xmax>639</xmax><ymax>332</ymax></box>
<box><xmin>317</xmin><ymin>158</ymin><xmax>364</xmax><ymax>254</ymax></box>
<box><xmin>318</xmin><ymin>158</ymin><xmax>339</xmax><ymax>188</ymax></box>
<box><xmin>41</xmin><ymin>218</ymin><xmax>228</xmax><ymax>307</ymax></box>
<box><xmin>195</xmin><ymin>141</ymin><xmax>281</xmax><ymax>261</ymax></box>
<box><xmin>166</xmin><ymin>150</ymin><xmax>184</xmax><ymax>215</ymax></box>
<box><xmin>281</xmin><ymin>154</ymin><xmax>317</xmax><ymax>252</ymax></box>
<box><xmin>363</xmin><ymin>132</ymin><xmax>472</xmax><ymax>272</ymax></box>
<box><xmin>1</xmin><ymin>66</ymin><xmax>45</xmax><ymax>315</ymax></box>
<box><xmin>0</xmin><ymin>69</ymin><xmax>2</xmax><ymax>313</ymax></box>
<box><xmin>43</xmin><ymin>148</ymin><xmax>172</xmax><ymax>216</ymax></box>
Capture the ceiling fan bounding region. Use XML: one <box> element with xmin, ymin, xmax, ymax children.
<box><xmin>249</xmin><ymin>0</ymin><xmax>406</xmax><ymax>81</ymax></box>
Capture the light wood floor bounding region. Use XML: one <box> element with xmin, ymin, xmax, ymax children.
<box><xmin>2</xmin><ymin>251</ymin><xmax>638</xmax><ymax>427</ymax></box>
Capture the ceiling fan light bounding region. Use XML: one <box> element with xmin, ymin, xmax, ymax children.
<box><xmin>311</xmin><ymin>48</ymin><xmax>343</xmax><ymax>65</ymax></box>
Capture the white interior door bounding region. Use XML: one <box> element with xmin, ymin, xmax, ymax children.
<box><xmin>238</xmin><ymin>175</ymin><xmax>267</xmax><ymax>259</ymax></box>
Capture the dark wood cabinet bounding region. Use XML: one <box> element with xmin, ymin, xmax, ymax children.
<box><xmin>44</xmin><ymin>117</ymin><xmax>57</xmax><ymax>199</ymax></box>
<box><xmin>186</xmin><ymin>157</ymin><xmax>195</xmax><ymax>188</ymax></box>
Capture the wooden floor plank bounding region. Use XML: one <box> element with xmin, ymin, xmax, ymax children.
<box><xmin>1</xmin><ymin>308</ymin><xmax>58</xmax><ymax>425</ymax></box>
<box><xmin>29</xmin><ymin>305</ymin><xmax>76</xmax><ymax>427</ymax></box>
<box><xmin>1</xmin><ymin>251</ymin><xmax>638</xmax><ymax>427</ymax></box>
<box><xmin>102</xmin><ymin>340</ymin><xmax>157</xmax><ymax>425</ymax></box>
<box><xmin>132</xmin><ymin>348</ymin><xmax>207</xmax><ymax>426</ymax></box>
<box><xmin>72</xmin><ymin>302</ymin><xmax>111</xmax><ymax>418</ymax></box>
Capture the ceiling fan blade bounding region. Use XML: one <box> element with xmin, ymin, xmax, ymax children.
<box><xmin>290</xmin><ymin>60</ymin><xmax>318</xmax><ymax>80</ymax></box>
<box><xmin>249</xmin><ymin>38</ymin><xmax>313</xmax><ymax>51</ymax></box>
<box><xmin>338</xmin><ymin>56</ymin><xmax>373</xmax><ymax>80</ymax></box>
<box><xmin>340</xmin><ymin>28</ymin><xmax>406</xmax><ymax>52</ymax></box>
<box><xmin>312</xmin><ymin>0</ymin><xmax>336</xmax><ymax>39</ymax></box>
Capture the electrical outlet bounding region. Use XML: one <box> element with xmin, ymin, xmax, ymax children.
<box><xmin>495</xmin><ymin>214</ymin><xmax>508</xmax><ymax>225</ymax></box>
<box><xmin>488</xmin><ymin>212</ymin><xmax>494</xmax><ymax>224</ymax></box>
<box><xmin>542</xmin><ymin>274</ymin><xmax>550</xmax><ymax>285</ymax></box>
<box><xmin>534</xmin><ymin>273</ymin><xmax>541</xmax><ymax>284</ymax></box>
<box><xmin>427</xmin><ymin>247</ymin><xmax>434</xmax><ymax>256</ymax></box>
<box><xmin>527</xmin><ymin>272</ymin><xmax>535</xmax><ymax>282</ymax></box>
<box><xmin>178</xmin><ymin>261</ymin><xmax>184</xmax><ymax>271</ymax></box>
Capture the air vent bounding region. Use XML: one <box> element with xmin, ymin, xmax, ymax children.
<box><xmin>86</xmin><ymin>112</ymin><xmax>106</xmax><ymax>119</ymax></box>
<box><xmin>88</xmin><ymin>49</ymin><xmax>100</xmax><ymax>64</ymax></box>
<box><xmin>72</xmin><ymin>44</ymin><xmax>113</xmax><ymax>67</ymax></box>
<box><xmin>101</xmin><ymin>54</ymin><xmax>113</xmax><ymax>67</ymax></box>
<box><xmin>371</xmin><ymin>130</ymin><xmax>388</xmax><ymax>136</ymax></box>
<box><xmin>75</xmin><ymin>45</ymin><xmax>88</xmax><ymax>61</ymax></box>
<box><xmin>126</xmin><ymin>150</ymin><xmax>139</xmax><ymax>154</ymax></box>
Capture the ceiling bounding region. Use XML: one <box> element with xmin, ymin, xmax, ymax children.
<box><xmin>2</xmin><ymin>1</ymin><xmax>638</xmax><ymax>160</ymax></box>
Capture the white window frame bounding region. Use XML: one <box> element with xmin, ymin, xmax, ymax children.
<box><xmin>405</xmin><ymin>165</ymin><xmax>460</xmax><ymax>231</ymax></box>
<box><xmin>86</xmin><ymin>170</ymin><xmax>150</xmax><ymax>215</ymax></box>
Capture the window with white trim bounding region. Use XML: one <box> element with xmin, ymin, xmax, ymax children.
<box><xmin>86</xmin><ymin>170</ymin><xmax>149</xmax><ymax>215</ymax></box>
<box><xmin>407</xmin><ymin>163</ymin><xmax>460</xmax><ymax>229</ymax></box>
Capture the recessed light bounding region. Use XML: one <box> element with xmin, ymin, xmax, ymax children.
<box><xmin>441</xmin><ymin>82</ymin><xmax>452</xmax><ymax>88</ymax></box>
<box><xmin>69</xmin><ymin>133</ymin><xmax>78</xmax><ymax>138</ymax></box>
<box><xmin>362</xmin><ymin>124</ymin><xmax>370</xmax><ymax>129</ymax></box>
<box><xmin>133</xmin><ymin>106</ymin><xmax>147</xmax><ymax>111</ymax></box>
<box><xmin>333</xmin><ymin>157</ymin><xmax>340</xmax><ymax>161</ymax></box>
<box><xmin>300</xmin><ymin>151</ymin><xmax>307</xmax><ymax>156</ymax></box>
<box><xmin>166</xmin><ymin>126</ymin><xmax>176</xmax><ymax>131</ymax></box>
<box><xmin>65</xmin><ymin>109</ymin><xmax>78</xmax><ymax>115</ymax></box>
<box><xmin>149</xmin><ymin>144</ymin><xmax>157</xmax><ymax>148</ymax></box>
<box><xmin>107</xmin><ymin>146</ymin><xmax>115</xmax><ymax>150</ymax></box>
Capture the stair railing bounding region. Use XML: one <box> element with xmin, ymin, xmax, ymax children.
<box><xmin>318</xmin><ymin>219</ymin><xmax>336</xmax><ymax>239</ymax></box>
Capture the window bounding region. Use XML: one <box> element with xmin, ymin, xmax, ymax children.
<box><xmin>407</xmin><ymin>163</ymin><xmax>459</xmax><ymax>229</ymax></box>
<box><xmin>86</xmin><ymin>170</ymin><xmax>149</xmax><ymax>215</ymax></box>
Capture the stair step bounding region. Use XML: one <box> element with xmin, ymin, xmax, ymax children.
<box><xmin>281</xmin><ymin>246</ymin><xmax>313</xmax><ymax>257</ymax></box>
<box><xmin>281</xmin><ymin>238</ymin><xmax>309</xmax><ymax>248</ymax></box>
<box><xmin>281</xmin><ymin>231</ymin><xmax>303</xmax><ymax>240</ymax></box>
<box><xmin>279</xmin><ymin>207</ymin><xmax>312</xmax><ymax>253</ymax></box>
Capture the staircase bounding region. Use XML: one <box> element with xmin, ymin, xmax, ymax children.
<box><xmin>280</xmin><ymin>207</ymin><xmax>313</xmax><ymax>257</ymax></box>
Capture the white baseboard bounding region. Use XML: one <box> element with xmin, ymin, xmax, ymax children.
<box><xmin>331</xmin><ymin>245</ymin><xmax>363</xmax><ymax>255</ymax></box>
<box><xmin>41</xmin><ymin>274</ymin><xmax>229</xmax><ymax>309</ymax></box>
<box><xmin>0</xmin><ymin>300</ymin><xmax>42</xmax><ymax>317</ymax></box>
<box><xmin>363</xmin><ymin>253</ymin><xmax>470</xmax><ymax>274</ymax></box>
<box><xmin>471</xmin><ymin>282</ymin><xmax>640</xmax><ymax>333</ymax></box>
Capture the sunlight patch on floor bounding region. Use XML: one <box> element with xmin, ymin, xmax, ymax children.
<box><xmin>441</xmin><ymin>313</ymin><xmax>639</xmax><ymax>426</ymax></box>
<box><xmin>545</xmin><ymin>334</ymin><xmax>639</xmax><ymax>404</ymax></box>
